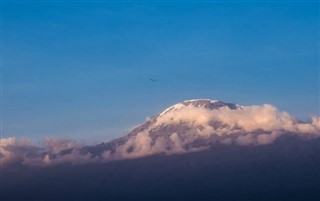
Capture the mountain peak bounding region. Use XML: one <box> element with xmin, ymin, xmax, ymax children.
<box><xmin>159</xmin><ymin>99</ymin><xmax>241</xmax><ymax>117</ymax></box>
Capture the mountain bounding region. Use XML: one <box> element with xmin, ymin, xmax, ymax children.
<box><xmin>2</xmin><ymin>99</ymin><xmax>320</xmax><ymax>201</ymax></box>
<box><xmin>81</xmin><ymin>99</ymin><xmax>243</xmax><ymax>158</ymax></box>
<box><xmin>2</xmin><ymin>98</ymin><xmax>319</xmax><ymax>167</ymax></box>
<box><xmin>81</xmin><ymin>99</ymin><xmax>319</xmax><ymax>160</ymax></box>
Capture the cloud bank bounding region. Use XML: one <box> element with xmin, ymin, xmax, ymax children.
<box><xmin>1</xmin><ymin>103</ymin><xmax>319</xmax><ymax>167</ymax></box>
<box><xmin>0</xmin><ymin>138</ymin><xmax>98</xmax><ymax>167</ymax></box>
<box><xmin>110</xmin><ymin>104</ymin><xmax>320</xmax><ymax>159</ymax></box>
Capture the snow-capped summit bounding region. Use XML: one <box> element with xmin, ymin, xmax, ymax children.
<box><xmin>159</xmin><ymin>99</ymin><xmax>241</xmax><ymax>117</ymax></box>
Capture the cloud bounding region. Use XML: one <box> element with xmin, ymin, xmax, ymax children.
<box><xmin>110</xmin><ymin>103</ymin><xmax>320</xmax><ymax>158</ymax></box>
<box><xmin>0</xmin><ymin>138</ymin><xmax>97</xmax><ymax>167</ymax></box>
<box><xmin>1</xmin><ymin>103</ymin><xmax>320</xmax><ymax>167</ymax></box>
<box><xmin>43</xmin><ymin>138</ymin><xmax>82</xmax><ymax>154</ymax></box>
<box><xmin>155</xmin><ymin>104</ymin><xmax>320</xmax><ymax>135</ymax></box>
<box><xmin>0</xmin><ymin>137</ymin><xmax>37</xmax><ymax>166</ymax></box>
<box><xmin>256</xmin><ymin>131</ymin><xmax>282</xmax><ymax>145</ymax></box>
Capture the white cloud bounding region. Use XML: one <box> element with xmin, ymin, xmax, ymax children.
<box><xmin>256</xmin><ymin>131</ymin><xmax>282</xmax><ymax>145</ymax></box>
<box><xmin>0</xmin><ymin>137</ymin><xmax>35</xmax><ymax>166</ymax></box>
<box><xmin>43</xmin><ymin>138</ymin><xmax>82</xmax><ymax>154</ymax></box>
<box><xmin>0</xmin><ymin>137</ymin><xmax>97</xmax><ymax>167</ymax></box>
<box><xmin>1</xmin><ymin>102</ymin><xmax>319</xmax><ymax>167</ymax></box>
<box><xmin>110</xmin><ymin>103</ymin><xmax>319</xmax><ymax>158</ymax></box>
<box><xmin>236</xmin><ymin>134</ymin><xmax>256</xmax><ymax>145</ymax></box>
<box><xmin>155</xmin><ymin>104</ymin><xmax>320</xmax><ymax>135</ymax></box>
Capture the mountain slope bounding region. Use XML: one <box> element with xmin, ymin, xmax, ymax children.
<box><xmin>83</xmin><ymin>99</ymin><xmax>319</xmax><ymax>160</ymax></box>
<box><xmin>83</xmin><ymin>99</ymin><xmax>242</xmax><ymax>158</ymax></box>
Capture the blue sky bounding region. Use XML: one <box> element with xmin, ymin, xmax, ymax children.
<box><xmin>2</xmin><ymin>1</ymin><xmax>319</xmax><ymax>142</ymax></box>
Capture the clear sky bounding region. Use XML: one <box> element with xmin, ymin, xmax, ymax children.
<box><xmin>2</xmin><ymin>1</ymin><xmax>319</xmax><ymax>143</ymax></box>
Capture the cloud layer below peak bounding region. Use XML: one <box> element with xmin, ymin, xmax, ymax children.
<box><xmin>1</xmin><ymin>103</ymin><xmax>319</xmax><ymax>167</ymax></box>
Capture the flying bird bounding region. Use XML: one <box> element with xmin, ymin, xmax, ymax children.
<box><xmin>149</xmin><ymin>78</ymin><xmax>158</xmax><ymax>82</ymax></box>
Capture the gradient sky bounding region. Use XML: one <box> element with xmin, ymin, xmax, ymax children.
<box><xmin>2</xmin><ymin>1</ymin><xmax>319</xmax><ymax>143</ymax></box>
